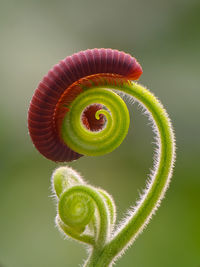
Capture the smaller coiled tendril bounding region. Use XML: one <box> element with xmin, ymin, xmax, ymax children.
<box><xmin>29</xmin><ymin>49</ymin><xmax>175</xmax><ymax>267</ymax></box>
<box><xmin>52</xmin><ymin>167</ymin><xmax>115</xmax><ymax>248</ymax></box>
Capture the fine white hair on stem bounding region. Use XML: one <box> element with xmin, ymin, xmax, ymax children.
<box><xmin>50</xmin><ymin>81</ymin><xmax>176</xmax><ymax>267</ymax></box>
<box><xmin>104</xmin><ymin>87</ymin><xmax>176</xmax><ymax>265</ymax></box>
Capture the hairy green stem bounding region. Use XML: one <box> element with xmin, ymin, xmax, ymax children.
<box><xmin>98</xmin><ymin>189</ymin><xmax>116</xmax><ymax>232</ymax></box>
<box><xmin>84</xmin><ymin>81</ymin><xmax>175</xmax><ymax>266</ymax></box>
<box><xmin>52</xmin><ymin>80</ymin><xmax>175</xmax><ymax>267</ymax></box>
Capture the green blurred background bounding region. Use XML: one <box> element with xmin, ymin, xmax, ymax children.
<box><xmin>0</xmin><ymin>0</ymin><xmax>200</xmax><ymax>266</ymax></box>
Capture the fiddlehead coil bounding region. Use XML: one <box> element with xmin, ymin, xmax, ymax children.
<box><xmin>28</xmin><ymin>48</ymin><xmax>142</xmax><ymax>162</ymax></box>
<box><xmin>59</xmin><ymin>188</ymin><xmax>95</xmax><ymax>229</ymax></box>
<box><xmin>29</xmin><ymin>48</ymin><xmax>175</xmax><ymax>266</ymax></box>
<box><xmin>52</xmin><ymin>167</ymin><xmax>115</xmax><ymax>247</ymax></box>
<box><xmin>61</xmin><ymin>87</ymin><xmax>130</xmax><ymax>156</ymax></box>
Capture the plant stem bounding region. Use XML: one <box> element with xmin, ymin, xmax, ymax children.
<box><xmin>85</xmin><ymin>81</ymin><xmax>175</xmax><ymax>266</ymax></box>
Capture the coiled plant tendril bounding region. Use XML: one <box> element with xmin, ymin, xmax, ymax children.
<box><xmin>28</xmin><ymin>49</ymin><xmax>175</xmax><ymax>266</ymax></box>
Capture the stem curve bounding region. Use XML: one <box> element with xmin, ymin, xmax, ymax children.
<box><xmin>51</xmin><ymin>80</ymin><xmax>175</xmax><ymax>267</ymax></box>
<box><xmin>85</xmin><ymin>81</ymin><xmax>175</xmax><ymax>266</ymax></box>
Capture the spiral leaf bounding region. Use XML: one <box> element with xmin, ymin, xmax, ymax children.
<box><xmin>61</xmin><ymin>87</ymin><xmax>130</xmax><ymax>156</ymax></box>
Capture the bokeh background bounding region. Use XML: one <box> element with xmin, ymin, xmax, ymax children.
<box><xmin>0</xmin><ymin>0</ymin><xmax>200</xmax><ymax>266</ymax></box>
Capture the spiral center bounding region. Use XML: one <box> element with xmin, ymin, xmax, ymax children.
<box><xmin>81</xmin><ymin>104</ymin><xmax>106</xmax><ymax>132</ymax></box>
<box><xmin>74</xmin><ymin>202</ymin><xmax>84</xmax><ymax>214</ymax></box>
<box><xmin>59</xmin><ymin>192</ymin><xmax>95</xmax><ymax>228</ymax></box>
<box><xmin>61</xmin><ymin>87</ymin><xmax>130</xmax><ymax>156</ymax></box>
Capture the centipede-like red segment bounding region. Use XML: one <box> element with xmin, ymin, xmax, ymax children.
<box><xmin>28</xmin><ymin>48</ymin><xmax>143</xmax><ymax>162</ymax></box>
